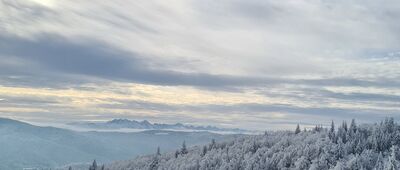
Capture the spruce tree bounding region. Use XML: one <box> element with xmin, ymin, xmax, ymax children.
<box><xmin>375</xmin><ymin>152</ymin><xmax>384</xmax><ymax>170</ymax></box>
<box><xmin>89</xmin><ymin>160</ymin><xmax>97</xmax><ymax>170</ymax></box>
<box><xmin>295</xmin><ymin>124</ymin><xmax>301</xmax><ymax>134</ymax></box>
<box><xmin>387</xmin><ymin>146</ymin><xmax>400</xmax><ymax>169</ymax></box>
<box><xmin>330</xmin><ymin>120</ymin><xmax>335</xmax><ymax>133</ymax></box>
<box><xmin>201</xmin><ymin>145</ymin><xmax>207</xmax><ymax>157</ymax></box>
<box><xmin>342</xmin><ymin>121</ymin><xmax>348</xmax><ymax>132</ymax></box>
<box><xmin>329</xmin><ymin>120</ymin><xmax>336</xmax><ymax>142</ymax></box>
<box><xmin>175</xmin><ymin>150</ymin><xmax>179</xmax><ymax>158</ymax></box>
<box><xmin>181</xmin><ymin>141</ymin><xmax>188</xmax><ymax>154</ymax></box>
<box><xmin>209</xmin><ymin>139</ymin><xmax>216</xmax><ymax>150</ymax></box>
<box><xmin>350</xmin><ymin>119</ymin><xmax>357</xmax><ymax>133</ymax></box>
<box><xmin>156</xmin><ymin>146</ymin><xmax>161</xmax><ymax>156</ymax></box>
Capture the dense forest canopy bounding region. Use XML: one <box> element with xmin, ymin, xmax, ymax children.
<box><xmin>105</xmin><ymin>118</ymin><xmax>400</xmax><ymax>170</ymax></box>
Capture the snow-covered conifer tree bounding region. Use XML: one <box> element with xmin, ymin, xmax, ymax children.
<box><xmin>295</xmin><ymin>124</ymin><xmax>301</xmax><ymax>134</ymax></box>
<box><xmin>181</xmin><ymin>141</ymin><xmax>188</xmax><ymax>154</ymax></box>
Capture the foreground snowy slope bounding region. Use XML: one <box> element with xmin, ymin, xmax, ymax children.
<box><xmin>106</xmin><ymin>118</ymin><xmax>400</xmax><ymax>170</ymax></box>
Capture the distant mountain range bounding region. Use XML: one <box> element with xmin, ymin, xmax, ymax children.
<box><xmin>68</xmin><ymin>119</ymin><xmax>248</xmax><ymax>133</ymax></box>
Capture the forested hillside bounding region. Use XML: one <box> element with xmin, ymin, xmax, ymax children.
<box><xmin>106</xmin><ymin>118</ymin><xmax>400</xmax><ymax>170</ymax></box>
<box><xmin>0</xmin><ymin>118</ymin><xmax>233</xmax><ymax>170</ymax></box>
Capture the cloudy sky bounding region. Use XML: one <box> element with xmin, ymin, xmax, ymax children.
<box><xmin>0</xmin><ymin>0</ymin><xmax>400</xmax><ymax>130</ymax></box>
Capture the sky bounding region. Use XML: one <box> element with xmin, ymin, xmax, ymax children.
<box><xmin>0</xmin><ymin>0</ymin><xmax>400</xmax><ymax>130</ymax></box>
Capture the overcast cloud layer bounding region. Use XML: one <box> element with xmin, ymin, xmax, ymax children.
<box><xmin>0</xmin><ymin>0</ymin><xmax>400</xmax><ymax>130</ymax></box>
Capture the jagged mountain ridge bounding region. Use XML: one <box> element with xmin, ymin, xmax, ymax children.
<box><xmin>68</xmin><ymin>118</ymin><xmax>247</xmax><ymax>133</ymax></box>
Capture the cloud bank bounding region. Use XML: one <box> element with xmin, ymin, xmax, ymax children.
<box><xmin>0</xmin><ymin>0</ymin><xmax>400</xmax><ymax>130</ymax></box>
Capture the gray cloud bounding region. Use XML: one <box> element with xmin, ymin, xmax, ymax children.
<box><xmin>261</xmin><ymin>88</ymin><xmax>400</xmax><ymax>105</ymax></box>
<box><xmin>313</xmin><ymin>89</ymin><xmax>400</xmax><ymax>102</ymax></box>
<box><xmin>0</xmin><ymin>34</ymin><xmax>264</xmax><ymax>87</ymax></box>
<box><xmin>96</xmin><ymin>98</ymin><xmax>399</xmax><ymax>123</ymax></box>
<box><xmin>2</xmin><ymin>33</ymin><xmax>400</xmax><ymax>90</ymax></box>
<box><xmin>0</xmin><ymin>96</ymin><xmax>58</xmax><ymax>105</ymax></box>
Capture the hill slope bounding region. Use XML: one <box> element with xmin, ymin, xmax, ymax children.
<box><xmin>107</xmin><ymin>118</ymin><xmax>400</xmax><ymax>170</ymax></box>
<box><xmin>0</xmin><ymin>118</ymin><xmax>236</xmax><ymax>170</ymax></box>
